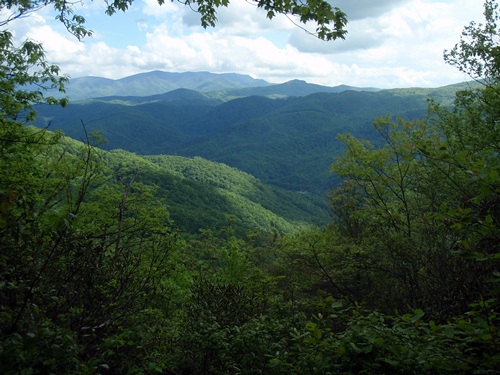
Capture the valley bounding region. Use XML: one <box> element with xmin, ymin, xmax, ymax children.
<box><xmin>33</xmin><ymin>71</ymin><xmax>471</xmax><ymax>230</ymax></box>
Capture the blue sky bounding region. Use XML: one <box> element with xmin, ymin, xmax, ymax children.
<box><xmin>2</xmin><ymin>0</ymin><xmax>485</xmax><ymax>88</ymax></box>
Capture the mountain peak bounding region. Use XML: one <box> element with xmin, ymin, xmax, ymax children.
<box><xmin>62</xmin><ymin>71</ymin><xmax>272</xmax><ymax>100</ymax></box>
<box><xmin>283</xmin><ymin>79</ymin><xmax>308</xmax><ymax>84</ymax></box>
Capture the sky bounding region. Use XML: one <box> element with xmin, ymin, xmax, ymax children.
<box><xmin>2</xmin><ymin>0</ymin><xmax>486</xmax><ymax>88</ymax></box>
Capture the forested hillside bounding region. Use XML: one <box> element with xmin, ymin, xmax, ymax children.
<box><xmin>104</xmin><ymin>149</ymin><xmax>329</xmax><ymax>234</ymax></box>
<box><xmin>35</xmin><ymin>88</ymin><xmax>443</xmax><ymax>195</ymax></box>
<box><xmin>1</xmin><ymin>0</ymin><xmax>499</xmax><ymax>374</ymax></box>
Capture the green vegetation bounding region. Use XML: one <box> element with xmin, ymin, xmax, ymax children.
<box><xmin>1</xmin><ymin>0</ymin><xmax>499</xmax><ymax>374</ymax></box>
<box><xmin>103</xmin><ymin>150</ymin><xmax>327</xmax><ymax>234</ymax></box>
<box><xmin>35</xmin><ymin>88</ymin><xmax>438</xmax><ymax>198</ymax></box>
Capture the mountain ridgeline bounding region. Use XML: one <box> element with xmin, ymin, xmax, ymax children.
<box><xmin>34</xmin><ymin>71</ymin><xmax>474</xmax><ymax>229</ymax></box>
<box><xmin>47</xmin><ymin>70</ymin><xmax>379</xmax><ymax>101</ymax></box>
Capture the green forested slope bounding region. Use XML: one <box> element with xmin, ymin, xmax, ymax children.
<box><xmin>102</xmin><ymin>148</ymin><xmax>327</xmax><ymax>234</ymax></box>
<box><xmin>35</xmin><ymin>88</ymin><xmax>438</xmax><ymax>196</ymax></box>
<box><xmin>93</xmin><ymin>88</ymin><xmax>223</xmax><ymax>106</ymax></box>
<box><xmin>145</xmin><ymin>154</ymin><xmax>329</xmax><ymax>229</ymax></box>
<box><xmin>177</xmin><ymin>90</ymin><xmax>433</xmax><ymax>193</ymax></box>
<box><xmin>11</xmin><ymin>131</ymin><xmax>324</xmax><ymax>234</ymax></box>
<box><xmin>208</xmin><ymin>79</ymin><xmax>378</xmax><ymax>100</ymax></box>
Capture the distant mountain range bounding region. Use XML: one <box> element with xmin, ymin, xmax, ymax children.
<box><xmin>56</xmin><ymin>70</ymin><xmax>379</xmax><ymax>101</ymax></box>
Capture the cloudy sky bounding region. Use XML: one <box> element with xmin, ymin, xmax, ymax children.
<box><xmin>3</xmin><ymin>0</ymin><xmax>486</xmax><ymax>88</ymax></box>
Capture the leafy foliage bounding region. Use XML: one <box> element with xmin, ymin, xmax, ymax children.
<box><xmin>444</xmin><ymin>0</ymin><xmax>500</xmax><ymax>85</ymax></box>
<box><xmin>0</xmin><ymin>127</ymin><xmax>178</xmax><ymax>373</ymax></box>
<box><xmin>272</xmin><ymin>298</ymin><xmax>499</xmax><ymax>375</ymax></box>
<box><xmin>0</xmin><ymin>32</ymin><xmax>67</xmax><ymax>123</ymax></box>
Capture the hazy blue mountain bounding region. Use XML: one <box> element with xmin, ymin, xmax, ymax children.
<box><xmin>41</xmin><ymin>70</ymin><xmax>478</xmax><ymax>105</ymax></box>
<box><xmin>385</xmin><ymin>81</ymin><xmax>483</xmax><ymax>106</ymax></box>
<box><xmin>50</xmin><ymin>70</ymin><xmax>382</xmax><ymax>101</ymax></box>
<box><xmin>93</xmin><ymin>88</ymin><xmax>222</xmax><ymax>106</ymax></box>
<box><xmin>216</xmin><ymin>79</ymin><xmax>379</xmax><ymax>99</ymax></box>
<box><xmin>62</xmin><ymin>71</ymin><xmax>271</xmax><ymax>100</ymax></box>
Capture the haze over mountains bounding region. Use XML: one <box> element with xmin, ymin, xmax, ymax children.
<box><xmin>34</xmin><ymin>71</ymin><xmax>474</xmax><ymax>229</ymax></box>
<box><xmin>56</xmin><ymin>71</ymin><xmax>380</xmax><ymax>101</ymax></box>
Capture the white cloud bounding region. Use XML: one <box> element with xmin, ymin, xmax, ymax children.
<box><xmin>289</xmin><ymin>18</ymin><xmax>383</xmax><ymax>53</ymax></box>
<box><xmin>136</xmin><ymin>18</ymin><xmax>149</xmax><ymax>31</ymax></box>
<box><xmin>334</xmin><ymin>0</ymin><xmax>413</xmax><ymax>21</ymax></box>
<box><xmin>141</xmin><ymin>0</ymin><xmax>182</xmax><ymax>19</ymax></box>
<box><xmin>215</xmin><ymin>1</ymin><xmax>294</xmax><ymax>33</ymax></box>
<box><xmin>0</xmin><ymin>0</ymin><xmax>488</xmax><ymax>88</ymax></box>
<box><xmin>26</xmin><ymin>25</ymin><xmax>85</xmax><ymax>56</ymax></box>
